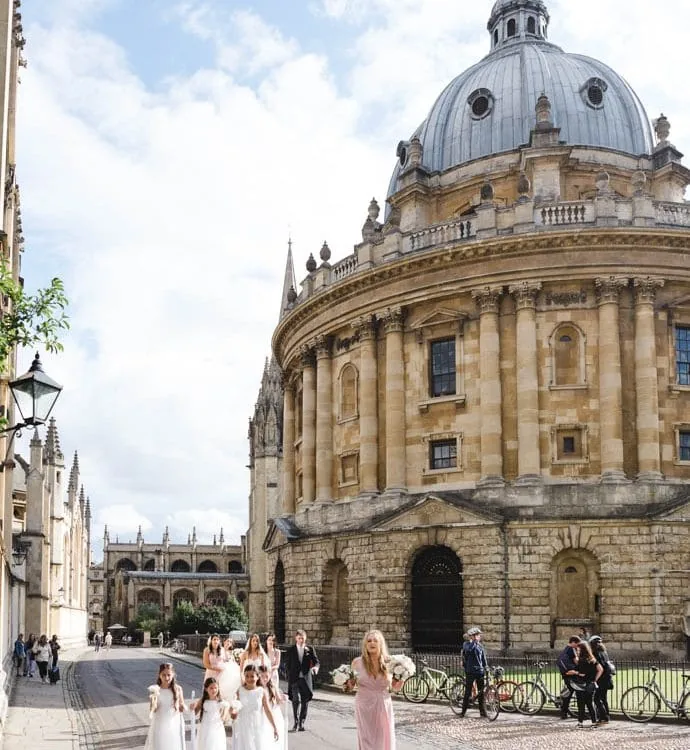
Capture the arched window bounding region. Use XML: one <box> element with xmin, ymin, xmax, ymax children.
<box><xmin>116</xmin><ymin>558</ymin><xmax>137</xmax><ymax>572</ymax></box>
<box><xmin>551</xmin><ymin>323</ymin><xmax>585</xmax><ymax>386</ymax></box>
<box><xmin>143</xmin><ymin>559</ymin><xmax>155</xmax><ymax>571</ymax></box>
<box><xmin>527</xmin><ymin>16</ymin><xmax>536</xmax><ymax>34</ymax></box>
<box><xmin>339</xmin><ymin>364</ymin><xmax>358</xmax><ymax>420</ymax></box>
<box><xmin>170</xmin><ymin>559</ymin><xmax>191</xmax><ymax>573</ymax></box>
<box><xmin>206</xmin><ymin>589</ymin><xmax>228</xmax><ymax>606</ymax></box>
<box><xmin>173</xmin><ymin>588</ymin><xmax>195</xmax><ymax>608</ymax></box>
<box><xmin>198</xmin><ymin>560</ymin><xmax>218</xmax><ymax>573</ymax></box>
<box><xmin>237</xmin><ymin>590</ymin><xmax>247</xmax><ymax>604</ymax></box>
<box><xmin>273</xmin><ymin>562</ymin><xmax>286</xmax><ymax>643</ymax></box>
<box><xmin>411</xmin><ymin>546</ymin><xmax>463</xmax><ymax>649</ymax></box>
<box><xmin>137</xmin><ymin>588</ymin><xmax>162</xmax><ymax>607</ymax></box>
<box><xmin>493</xmin><ymin>29</ymin><xmax>498</xmax><ymax>46</ymax></box>
<box><xmin>507</xmin><ymin>18</ymin><xmax>516</xmax><ymax>37</ymax></box>
<box><xmin>228</xmin><ymin>560</ymin><xmax>243</xmax><ymax>573</ymax></box>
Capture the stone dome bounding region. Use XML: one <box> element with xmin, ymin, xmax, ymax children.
<box><xmin>389</xmin><ymin>0</ymin><xmax>654</xmax><ymax>197</ymax></box>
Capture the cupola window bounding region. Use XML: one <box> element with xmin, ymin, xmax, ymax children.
<box><xmin>494</xmin><ymin>29</ymin><xmax>499</xmax><ymax>46</ymax></box>
<box><xmin>507</xmin><ymin>18</ymin><xmax>516</xmax><ymax>37</ymax></box>
<box><xmin>527</xmin><ymin>17</ymin><xmax>536</xmax><ymax>34</ymax></box>
<box><xmin>581</xmin><ymin>77</ymin><xmax>608</xmax><ymax>110</ymax></box>
<box><xmin>468</xmin><ymin>88</ymin><xmax>494</xmax><ymax>120</ymax></box>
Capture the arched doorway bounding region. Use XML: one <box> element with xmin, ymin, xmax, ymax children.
<box><xmin>411</xmin><ymin>546</ymin><xmax>463</xmax><ymax>649</ymax></box>
<box><xmin>550</xmin><ymin>549</ymin><xmax>600</xmax><ymax>647</ymax></box>
<box><xmin>323</xmin><ymin>559</ymin><xmax>349</xmax><ymax>645</ymax></box>
<box><xmin>274</xmin><ymin>561</ymin><xmax>286</xmax><ymax>643</ymax></box>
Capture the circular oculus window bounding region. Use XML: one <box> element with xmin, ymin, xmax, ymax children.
<box><xmin>467</xmin><ymin>89</ymin><xmax>494</xmax><ymax>120</ymax></box>
<box><xmin>581</xmin><ymin>77</ymin><xmax>608</xmax><ymax>109</ymax></box>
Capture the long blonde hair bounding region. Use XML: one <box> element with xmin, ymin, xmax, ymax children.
<box><xmin>360</xmin><ymin>630</ymin><xmax>389</xmax><ymax>678</ymax></box>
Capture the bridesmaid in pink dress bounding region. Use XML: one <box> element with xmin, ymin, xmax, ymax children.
<box><xmin>202</xmin><ymin>634</ymin><xmax>226</xmax><ymax>683</ymax></box>
<box><xmin>351</xmin><ymin>630</ymin><xmax>397</xmax><ymax>750</ymax></box>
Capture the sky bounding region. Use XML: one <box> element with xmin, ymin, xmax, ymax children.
<box><xmin>16</xmin><ymin>0</ymin><xmax>690</xmax><ymax>559</ymax></box>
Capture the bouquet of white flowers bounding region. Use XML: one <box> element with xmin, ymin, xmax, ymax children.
<box><xmin>387</xmin><ymin>654</ymin><xmax>416</xmax><ymax>683</ymax></box>
<box><xmin>147</xmin><ymin>684</ymin><xmax>160</xmax><ymax>717</ymax></box>
<box><xmin>330</xmin><ymin>663</ymin><xmax>356</xmax><ymax>691</ymax></box>
<box><xmin>232</xmin><ymin>648</ymin><xmax>244</xmax><ymax>664</ymax></box>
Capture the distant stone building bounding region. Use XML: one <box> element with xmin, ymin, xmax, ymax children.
<box><xmin>248</xmin><ymin>0</ymin><xmax>690</xmax><ymax>656</ymax></box>
<box><xmin>101</xmin><ymin>527</ymin><xmax>249</xmax><ymax>626</ymax></box>
<box><xmin>13</xmin><ymin>420</ymin><xmax>91</xmax><ymax>647</ymax></box>
<box><xmin>87</xmin><ymin>563</ymin><xmax>104</xmax><ymax>634</ymax></box>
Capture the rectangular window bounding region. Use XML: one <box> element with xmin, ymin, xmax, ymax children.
<box><xmin>562</xmin><ymin>436</ymin><xmax>575</xmax><ymax>454</ymax></box>
<box><xmin>430</xmin><ymin>439</ymin><xmax>457</xmax><ymax>470</ymax></box>
<box><xmin>676</xmin><ymin>326</ymin><xmax>690</xmax><ymax>385</ymax></box>
<box><xmin>680</xmin><ymin>431</ymin><xmax>690</xmax><ymax>461</ymax></box>
<box><xmin>430</xmin><ymin>338</ymin><xmax>456</xmax><ymax>397</ymax></box>
<box><xmin>341</xmin><ymin>453</ymin><xmax>358</xmax><ymax>484</ymax></box>
<box><xmin>556</xmin><ymin>429</ymin><xmax>583</xmax><ymax>460</ymax></box>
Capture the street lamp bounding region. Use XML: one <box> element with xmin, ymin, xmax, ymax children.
<box><xmin>0</xmin><ymin>352</ymin><xmax>63</xmax><ymax>470</ymax></box>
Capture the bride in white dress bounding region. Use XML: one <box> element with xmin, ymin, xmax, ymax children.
<box><xmin>193</xmin><ymin>678</ymin><xmax>232</xmax><ymax>750</ymax></box>
<box><xmin>219</xmin><ymin>637</ymin><xmax>241</xmax><ymax>701</ymax></box>
<box><xmin>144</xmin><ymin>663</ymin><xmax>186</xmax><ymax>750</ymax></box>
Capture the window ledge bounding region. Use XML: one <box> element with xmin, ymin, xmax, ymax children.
<box><xmin>669</xmin><ymin>384</ymin><xmax>690</xmax><ymax>394</ymax></box>
<box><xmin>552</xmin><ymin>458</ymin><xmax>589</xmax><ymax>465</ymax></box>
<box><xmin>418</xmin><ymin>394</ymin><xmax>466</xmax><ymax>412</ymax></box>
<box><xmin>338</xmin><ymin>480</ymin><xmax>359</xmax><ymax>488</ymax></box>
<box><xmin>337</xmin><ymin>414</ymin><xmax>359</xmax><ymax>425</ymax></box>
<box><xmin>673</xmin><ymin>460</ymin><xmax>690</xmax><ymax>467</ymax></box>
<box><xmin>422</xmin><ymin>466</ymin><xmax>463</xmax><ymax>476</ymax></box>
<box><xmin>549</xmin><ymin>384</ymin><xmax>588</xmax><ymax>391</ymax></box>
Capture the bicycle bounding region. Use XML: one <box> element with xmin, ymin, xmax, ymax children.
<box><xmin>620</xmin><ymin>666</ymin><xmax>690</xmax><ymax>722</ymax></box>
<box><xmin>447</xmin><ymin>668</ymin><xmax>501</xmax><ymax>721</ymax></box>
<box><xmin>166</xmin><ymin>638</ymin><xmax>186</xmax><ymax>654</ymax></box>
<box><xmin>402</xmin><ymin>659</ymin><xmax>463</xmax><ymax>703</ymax></box>
<box><xmin>513</xmin><ymin>661</ymin><xmax>576</xmax><ymax>717</ymax></box>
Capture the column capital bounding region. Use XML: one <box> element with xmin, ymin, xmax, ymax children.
<box><xmin>300</xmin><ymin>345</ymin><xmax>316</xmax><ymax>368</ymax></box>
<box><xmin>352</xmin><ymin>314</ymin><xmax>377</xmax><ymax>341</ymax></box>
<box><xmin>380</xmin><ymin>306</ymin><xmax>404</xmax><ymax>334</ymax></box>
<box><xmin>472</xmin><ymin>285</ymin><xmax>503</xmax><ymax>314</ymax></box>
<box><xmin>633</xmin><ymin>276</ymin><xmax>665</xmax><ymax>305</ymax></box>
<box><xmin>313</xmin><ymin>335</ymin><xmax>332</xmax><ymax>359</ymax></box>
<box><xmin>595</xmin><ymin>276</ymin><xmax>628</xmax><ymax>305</ymax></box>
<box><xmin>509</xmin><ymin>281</ymin><xmax>542</xmax><ymax>310</ymax></box>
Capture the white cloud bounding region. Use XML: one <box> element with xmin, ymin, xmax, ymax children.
<box><xmin>95</xmin><ymin>504</ymin><xmax>153</xmax><ymax>537</ymax></box>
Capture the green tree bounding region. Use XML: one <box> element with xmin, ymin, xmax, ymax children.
<box><xmin>134</xmin><ymin>602</ymin><xmax>163</xmax><ymax>634</ymax></box>
<box><xmin>165</xmin><ymin>597</ymin><xmax>247</xmax><ymax>636</ymax></box>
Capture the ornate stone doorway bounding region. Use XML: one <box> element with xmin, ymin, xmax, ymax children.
<box><xmin>273</xmin><ymin>561</ymin><xmax>286</xmax><ymax>643</ymax></box>
<box><xmin>411</xmin><ymin>546</ymin><xmax>463</xmax><ymax>649</ymax></box>
<box><xmin>550</xmin><ymin>549</ymin><xmax>600</xmax><ymax>646</ymax></box>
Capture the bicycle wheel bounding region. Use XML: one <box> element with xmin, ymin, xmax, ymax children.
<box><xmin>483</xmin><ymin>686</ymin><xmax>500</xmax><ymax>721</ymax></box>
<box><xmin>513</xmin><ymin>681</ymin><xmax>546</xmax><ymax>714</ymax></box>
<box><xmin>621</xmin><ymin>686</ymin><xmax>660</xmax><ymax>722</ymax></box>
<box><xmin>496</xmin><ymin>680</ymin><xmax>523</xmax><ymax>713</ymax></box>
<box><xmin>441</xmin><ymin>674</ymin><xmax>464</xmax><ymax>700</ymax></box>
<box><xmin>679</xmin><ymin>691</ymin><xmax>690</xmax><ymax>721</ymax></box>
<box><xmin>402</xmin><ymin>675</ymin><xmax>430</xmax><ymax>703</ymax></box>
<box><xmin>448</xmin><ymin>681</ymin><xmax>465</xmax><ymax>715</ymax></box>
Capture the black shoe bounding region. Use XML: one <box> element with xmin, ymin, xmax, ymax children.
<box><xmin>298</xmin><ymin>723</ymin><xmax>305</xmax><ymax>732</ymax></box>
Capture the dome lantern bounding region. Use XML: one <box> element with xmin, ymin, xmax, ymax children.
<box><xmin>487</xmin><ymin>0</ymin><xmax>550</xmax><ymax>52</ymax></box>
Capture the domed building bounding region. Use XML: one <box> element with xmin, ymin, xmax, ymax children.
<box><xmin>247</xmin><ymin>0</ymin><xmax>690</xmax><ymax>656</ymax></box>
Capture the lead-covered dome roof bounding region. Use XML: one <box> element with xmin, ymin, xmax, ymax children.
<box><xmin>389</xmin><ymin>1</ymin><xmax>654</xmax><ymax>194</ymax></box>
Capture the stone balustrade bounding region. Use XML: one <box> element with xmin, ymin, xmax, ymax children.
<box><xmin>408</xmin><ymin>217</ymin><xmax>476</xmax><ymax>251</ymax></box>
<box><xmin>656</xmin><ymin>201</ymin><xmax>690</xmax><ymax>227</ymax></box>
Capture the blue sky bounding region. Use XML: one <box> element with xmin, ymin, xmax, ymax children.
<box><xmin>15</xmin><ymin>0</ymin><xmax>690</xmax><ymax>557</ymax></box>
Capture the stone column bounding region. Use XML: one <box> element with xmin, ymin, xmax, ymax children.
<box><xmin>509</xmin><ymin>281</ymin><xmax>542</xmax><ymax>482</ymax></box>
<box><xmin>472</xmin><ymin>286</ymin><xmax>504</xmax><ymax>485</ymax></box>
<box><xmin>633</xmin><ymin>277</ymin><xmax>665</xmax><ymax>480</ymax></box>
<box><xmin>315</xmin><ymin>335</ymin><xmax>333</xmax><ymax>502</ymax></box>
<box><xmin>282</xmin><ymin>375</ymin><xmax>296</xmax><ymax>513</ymax></box>
<box><xmin>353</xmin><ymin>315</ymin><xmax>379</xmax><ymax>494</ymax></box>
<box><xmin>595</xmin><ymin>276</ymin><xmax>628</xmax><ymax>481</ymax></box>
<box><xmin>382</xmin><ymin>307</ymin><xmax>406</xmax><ymax>491</ymax></box>
<box><xmin>301</xmin><ymin>346</ymin><xmax>317</xmax><ymax>504</ymax></box>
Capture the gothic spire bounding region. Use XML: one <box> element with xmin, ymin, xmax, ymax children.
<box><xmin>279</xmin><ymin>237</ymin><xmax>297</xmax><ymax>320</ymax></box>
<box><xmin>44</xmin><ymin>417</ymin><xmax>57</xmax><ymax>460</ymax></box>
<box><xmin>162</xmin><ymin>526</ymin><xmax>170</xmax><ymax>545</ymax></box>
<box><xmin>79</xmin><ymin>484</ymin><xmax>86</xmax><ymax>510</ymax></box>
<box><xmin>219</xmin><ymin>527</ymin><xmax>225</xmax><ymax>544</ymax></box>
<box><xmin>68</xmin><ymin>451</ymin><xmax>79</xmax><ymax>492</ymax></box>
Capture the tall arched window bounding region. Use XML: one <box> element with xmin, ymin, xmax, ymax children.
<box><xmin>527</xmin><ymin>16</ymin><xmax>536</xmax><ymax>34</ymax></box>
<box><xmin>143</xmin><ymin>559</ymin><xmax>155</xmax><ymax>571</ymax></box>
<box><xmin>507</xmin><ymin>18</ymin><xmax>517</xmax><ymax>37</ymax></box>
<box><xmin>198</xmin><ymin>560</ymin><xmax>218</xmax><ymax>573</ymax></box>
<box><xmin>206</xmin><ymin>589</ymin><xmax>228</xmax><ymax>606</ymax></box>
<box><xmin>170</xmin><ymin>559</ymin><xmax>191</xmax><ymax>573</ymax></box>
<box><xmin>228</xmin><ymin>560</ymin><xmax>243</xmax><ymax>573</ymax></box>
<box><xmin>411</xmin><ymin>546</ymin><xmax>463</xmax><ymax>649</ymax></box>
<box><xmin>172</xmin><ymin>589</ymin><xmax>195</xmax><ymax>608</ymax></box>
<box><xmin>339</xmin><ymin>364</ymin><xmax>358</xmax><ymax>420</ymax></box>
<box><xmin>273</xmin><ymin>562</ymin><xmax>286</xmax><ymax>643</ymax></box>
<box><xmin>137</xmin><ymin>588</ymin><xmax>162</xmax><ymax>608</ymax></box>
<box><xmin>116</xmin><ymin>558</ymin><xmax>137</xmax><ymax>572</ymax></box>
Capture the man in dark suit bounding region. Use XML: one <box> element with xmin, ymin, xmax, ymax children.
<box><xmin>284</xmin><ymin>629</ymin><xmax>319</xmax><ymax>732</ymax></box>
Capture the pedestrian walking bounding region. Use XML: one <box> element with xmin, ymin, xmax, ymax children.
<box><xmin>460</xmin><ymin>626</ymin><xmax>488</xmax><ymax>717</ymax></box>
<box><xmin>193</xmin><ymin>677</ymin><xmax>232</xmax><ymax>750</ymax></box>
<box><xmin>231</xmin><ymin>664</ymin><xmax>278</xmax><ymax>749</ymax></box>
<box><xmin>259</xmin><ymin>665</ymin><xmax>287</xmax><ymax>749</ymax></box>
<box><xmin>13</xmin><ymin>633</ymin><xmax>25</xmax><ymax>677</ymax></box>
<box><xmin>33</xmin><ymin>635</ymin><xmax>52</xmax><ymax>683</ymax></box>
<box><xmin>556</xmin><ymin>635</ymin><xmax>581</xmax><ymax>719</ymax></box>
<box><xmin>351</xmin><ymin>629</ymin><xmax>396</xmax><ymax>750</ymax></box>
<box><xmin>589</xmin><ymin>635</ymin><xmax>614</xmax><ymax>725</ymax></box>
<box><xmin>144</xmin><ymin>662</ymin><xmax>186</xmax><ymax>750</ymax></box>
<box><xmin>219</xmin><ymin>636</ymin><xmax>241</xmax><ymax>702</ymax></box>
<box><xmin>264</xmin><ymin>633</ymin><xmax>281</xmax><ymax>690</ymax></box>
<box><xmin>572</xmin><ymin>640</ymin><xmax>603</xmax><ymax>729</ymax></box>
<box><xmin>94</xmin><ymin>632</ymin><xmax>101</xmax><ymax>652</ymax></box>
<box><xmin>49</xmin><ymin>634</ymin><xmax>61</xmax><ymax>668</ymax></box>
<box><xmin>24</xmin><ymin>633</ymin><xmax>36</xmax><ymax>677</ymax></box>
<box><xmin>104</xmin><ymin>631</ymin><xmax>113</xmax><ymax>651</ymax></box>
<box><xmin>284</xmin><ymin>629</ymin><xmax>319</xmax><ymax>732</ymax></box>
<box><xmin>158</xmin><ymin>630</ymin><xmax>165</xmax><ymax>648</ymax></box>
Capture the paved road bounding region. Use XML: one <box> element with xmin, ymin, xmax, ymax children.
<box><xmin>73</xmin><ymin>649</ymin><xmax>690</xmax><ymax>750</ymax></box>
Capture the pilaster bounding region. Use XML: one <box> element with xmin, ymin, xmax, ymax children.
<box><xmin>352</xmin><ymin>315</ymin><xmax>379</xmax><ymax>494</ymax></box>
<box><xmin>381</xmin><ymin>307</ymin><xmax>406</xmax><ymax>492</ymax></box>
<box><xmin>300</xmin><ymin>346</ymin><xmax>317</xmax><ymax>504</ymax></box>
<box><xmin>281</xmin><ymin>374</ymin><xmax>296</xmax><ymax>513</ymax></box>
<box><xmin>315</xmin><ymin>335</ymin><xmax>333</xmax><ymax>502</ymax></box>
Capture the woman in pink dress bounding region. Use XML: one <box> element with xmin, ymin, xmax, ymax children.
<box><xmin>202</xmin><ymin>634</ymin><xmax>226</xmax><ymax>683</ymax></box>
<box><xmin>351</xmin><ymin>630</ymin><xmax>396</xmax><ymax>750</ymax></box>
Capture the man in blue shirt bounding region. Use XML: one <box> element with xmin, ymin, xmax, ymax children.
<box><xmin>13</xmin><ymin>633</ymin><xmax>25</xmax><ymax>677</ymax></box>
<box><xmin>460</xmin><ymin>626</ymin><xmax>488</xmax><ymax>717</ymax></box>
<box><xmin>556</xmin><ymin>635</ymin><xmax>581</xmax><ymax>719</ymax></box>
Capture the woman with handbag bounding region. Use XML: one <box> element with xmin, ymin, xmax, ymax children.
<box><xmin>573</xmin><ymin>641</ymin><xmax>603</xmax><ymax>728</ymax></box>
<box><xmin>589</xmin><ymin>635</ymin><xmax>614</xmax><ymax>725</ymax></box>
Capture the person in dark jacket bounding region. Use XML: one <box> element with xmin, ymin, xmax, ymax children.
<box><xmin>556</xmin><ymin>635</ymin><xmax>581</xmax><ymax>719</ymax></box>
<box><xmin>460</xmin><ymin>626</ymin><xmax>488</xmax><ymax>717</ymax></box>
<box><xmin>573</xmin><ymin>640</ymin><xmax>603</xmax><ymax>728</ymax></box>
<box><xmin>284</xmin><ymin>629</ymin><xmax>319</xmax><ymax>732</ymax></box>
<box><xmin>589</xmin><ymin>635</ymin><xmax>613</xmax><ymax>725</ymax></box>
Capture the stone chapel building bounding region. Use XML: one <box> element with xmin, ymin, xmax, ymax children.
<box><xmin>247</xmin><ymin>0</ymin><xmax>690</xmax><ymax>656</ymax></box>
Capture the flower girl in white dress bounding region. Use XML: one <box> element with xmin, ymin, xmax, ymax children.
<box><xmin>231</xmin><ymin>665</ymin><xmax>279</xmax><ymax>749</ymax></box>
<box><xmin>258</xmin><ymin>666</ymin><xmax>287</xmax><ymax>750</ymax></box>
<box><xmin>193</xmin><ymin>677</ymin><xmax>233</xmax><ymax>750</ymax></box>
<box><xmin>144</xmin><ymin>663</ymin><xmax>186</xmax><ymax>750</ymax></box>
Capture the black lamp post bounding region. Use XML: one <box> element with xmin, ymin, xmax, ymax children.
<box><xmin>0</xmin><ymin>352</ymin><xmax>63</xmax><ymax>470</ymax></box>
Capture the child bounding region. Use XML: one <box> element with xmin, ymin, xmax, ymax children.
<box><xmin>232</xmin><ymin>664</ymin><xmax>279</xmax><ymax>749</ymax></box>
<box><xmin>194</xmin><ymin>677</ymin><xmax>231</xmax><ymax>750</ymax></box>
<box><xmin>144</xmin><ymin>663</ymin><xmax>186</xmax><ymax>750</ymax></box>
<box><xmin>258</xmin><ymin>666</ymin><xmax>287</xmax><ymax>749</ymax></box>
